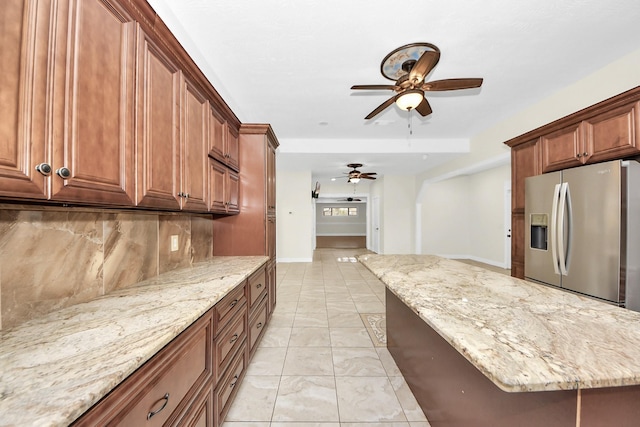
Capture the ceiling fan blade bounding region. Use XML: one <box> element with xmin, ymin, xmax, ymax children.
<box><xmin>359</xmin><ymin>172</ymin><xmax>377</xmax><ymax>177</ymax></box>
<box><xmin>415</xmin><ymin>97</ymin><xmax>432</xmax><ymax>117</ymax></box>
<box><xmin>408</xmin><ymin>51</ymin><xmax>440</xmax><ymax>84</ymax></box>
<box><xmin>364</xmin><ymin>95</ymin><xmax>398</xmax><ymax>119</ymax></box>
<box><xmin>361</xmin><ymin>176</ymin><xmax>376</xmax><ymax>180</ymax></box>
<box><xmin>351</xmin><ymin>84</ymin><xmax>398</xmax><ymax>90</ymax></box>
<box><xmin>423</xmin><ymin>78</ymin><xmax>483</xmax><ymax>91</ymax></box>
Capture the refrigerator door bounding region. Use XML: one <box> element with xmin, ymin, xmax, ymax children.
<box><xmin>561</xmin><ymin>160</ymin><xmax>622</xmax><ymax>303</ymax></box>
<box><xmin>525</xmin><ymin>172</ymin><xmax>562</xmax><ymax>287</ymax></box>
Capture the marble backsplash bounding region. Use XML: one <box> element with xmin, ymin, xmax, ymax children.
<box><xmin>0</xmin><ymin>206</ymin><xmax>213</xmax><ymax>330</ymax></box>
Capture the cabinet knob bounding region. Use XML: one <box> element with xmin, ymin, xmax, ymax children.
<box><xmin>583</xmin><ymin>152</ymin><xmax>588</xmax><ymax>157</ymax></box>
<box><xmin>55</xmin><ymin>167</ymin><xmax>71</xmax><ymax>179</ymax></box>
<box><xmin>35</xmin><ymin>163</ymin><xmax>52</xmax><ymax>176</ymax></box>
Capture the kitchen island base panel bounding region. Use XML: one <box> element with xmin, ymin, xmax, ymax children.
<box><xmin>579</xmin><ymin>386</ymin><xmax>640</xmax><ymax>427</ymax></box>
<box><xmin>386</xmin><ymin>288</ymin><xmax>579</xmax><ymax>427</ymax></box>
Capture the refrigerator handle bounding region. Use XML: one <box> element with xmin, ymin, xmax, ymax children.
<box><xmin>557</xmin><ymin>182</ymin><xmax>571</xmax><ymax>276</ymax></box>
<box><xmin>551</xmin><ymin>183</ymin><xmax>561</xmax><ymax>275</ymax></box>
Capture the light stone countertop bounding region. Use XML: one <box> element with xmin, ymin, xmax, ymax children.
<box><xmin>358</xmin><ymin>254</ymin><xmax>640</xmax><ymax>393</ymax></box>
<box><xmin>0</xmin><ymin>256</ymin><xmax>268</xmax><ymax>427</ymax></box>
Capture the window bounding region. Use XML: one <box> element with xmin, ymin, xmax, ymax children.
<box><xmin>322</xmin><ymin>207</ymin><xmax>358</xmax><ymax>216</ymax></box>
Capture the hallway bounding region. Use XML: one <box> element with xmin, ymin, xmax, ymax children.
<box><xmin>222</xmin><ymin>248</ymin><xmax>431</xmax><ymax>426</ymax></box>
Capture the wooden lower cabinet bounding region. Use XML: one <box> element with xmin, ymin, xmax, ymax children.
<box><xmin>214</xmin><ymin>343</ymin><xmax>247</xmax><ymax>427</ymax></box>
<box><xmin>73</xmin><ymin>310</ymin><xmax>214</xmax><ymax>427</ymax></box>
<box><xmin>248</xmin><ymin>295</ymin><xmax>268</xmax><ymax>359</ymax></box>
<box><xmin>73</xmin><ymin>268</ymin><xmax>272</xmax><ymax>427</ymax></box>
<box><xmin>177</xmin><ymin>382</ymin><xmax>213</xmax><ymax>427</ymax></box>
<box><xmin>267</xmin><ymin>260</ymin><xmax>277</xmax><ymax>316</ymax></box>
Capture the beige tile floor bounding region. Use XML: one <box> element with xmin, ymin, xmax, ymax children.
<box><xmin>222</xmin><ymin>249</ymin><xmax>432</xmax><ymax>427</ymax></box>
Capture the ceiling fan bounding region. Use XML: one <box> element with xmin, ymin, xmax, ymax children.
<box><xmin>343</xmin><ymin>163</ymin><xmax>376</xmax><ymax>183</ymax></box>
<box><xmin>351</xmin><ymin>42</ymin><xmax>483</xmax><ymax>119</ymax></box>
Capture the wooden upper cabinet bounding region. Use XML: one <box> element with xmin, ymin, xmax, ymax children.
<box><xmin>209</xmin><ymin>160</ymin><xmax>239</xmax><ymax>214</ymax></box>
<box><xmin>585</xmin><ymin>101</ymin><xmax>640</xmax><ymax>164</ymax></box>
<box><xmin>50</xmin><ymin>0</ymin><xmax>136</xmax><ymax>205</ymax></box>
<box><xmin>226</xmin><ymin>125</ymin><xmax>240</xmax><ymax>172</ymax></box>
<box><xmin>541</xmin><ymin>100</ymin><xmax>640</xmax><ymax>173</ymax></box>
<box><xmin>540</xmin><ymin>123</ymin><xmax>583</xmax><ymax>173</ymax></box>
<box><xmin>208</xmin><ymin>107</ymin><xmax>239</xmax><ymax>172</ymax></box>
<box><xmin>181</xmin><ymin>78</ymin><xmax>209</xmax><ymax>212</ymax></box>
<box><xmin>0</xmin><ymin>0</ymin><xmax>49</xmax><ymax>199</ymax></box>
<box><xmin>135</xmin><ymin>27</ymin><xmax>181</xmax><ymax>210</ymax></box>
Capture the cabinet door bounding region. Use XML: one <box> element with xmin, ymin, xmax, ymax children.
<box><xmin>585</xmin><ymin>101</ymin><xmax>640</xmax><ymax>164</ymax></box>
<box><xmin>540</xmin><ymin>123</ymin><xmax>583</xmax><ymax>173</ymax></box>
<box><xmin>135</xmin><ymin>29</ymin><xmax>181</xmax><ymax>210</ymax></box>
<box><xmin>0</xmin><ymin>0</ymin><xmax>49</xmax><ymax>199</ymax></box>
<box><xmin>209</xmin><ymin>160</ymin><xmax>227</xmax><ymax>213</ymax></box>
<box><xmin>227</xmin><ymin>170</ymin><xmax>239</xmax><ymax>213</ymax></box>
<box><xmin>208</xmin><ymin>107</ymin><xmax>226</xmax><ymax>165</ymax></box>
<box><xmin>511</xmin><ymin>139</ymin><xmax>541</xmax><ymax>212</ymax></box>
<box><xmin>181</xmin><ymin>79</ymin><xmax>209</xmax><ymax>211</ymax></box>
<box><xmin>50</xmin><ymin>0</ymin><xmax>135</xmax><ymax>205</ymax></box>
<box><xmin>226</xmin><ymin>125</ymin><xmax>240</xmax><ymax>172</ymax></box>
<box><xmin>266</xmin><ymin>141</ymin><xmax>276</xmax><ymax>215</ymax></box>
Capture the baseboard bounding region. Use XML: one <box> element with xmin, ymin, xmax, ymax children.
<box><xmin>277</xmin><ymin>257</ymin><xmax>313</xmax><ymax>263</ymax></box>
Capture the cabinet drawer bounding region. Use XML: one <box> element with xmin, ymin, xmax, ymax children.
<box><xmin>249</xmin><ymin>295</ymin><xmax>268</xmax><ymax>357</ymax></box>
<box><xmin>175</xmin><ymin>381</ymin><xmax>213</xmax><ymax>427</ymax></box>
<box><xmin>214</xmin><ymin>342</ymin><xmax>246</xmax><ymax>426</ymax></box>
<box><xmin>74</xmin><ymin>311</ymin><xmax>213</xmax><ymax>427</ymax></box>
<box><xmin>248</xmin><ymin>268</ymin><xmax>267</xmax><ymax>310</ymax></box>
<box><xmin>215</xmin><ymin>308</ymin><xmax>246</xmax><ymax>381</ymax></box>
<box><xmin>214</xmin><ymin>284</ymin><xmax>246</xmax><ymax>336</ymax></box>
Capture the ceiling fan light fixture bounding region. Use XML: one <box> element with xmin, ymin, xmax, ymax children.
<box><xmin>349</xmin><ymin>177</ymin><xmax>361</xmax><ymax>184</ymax></box>
<box><xmin>395</xmin><ymin>90</ymin><xmax>423</xmax><ymax>111</ymax></box>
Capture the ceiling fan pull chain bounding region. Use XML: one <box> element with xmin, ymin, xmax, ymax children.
<box><xmin>408</xmin><ymin>109</ymin><xmax>413</xmax><ymax>135</ymax></box>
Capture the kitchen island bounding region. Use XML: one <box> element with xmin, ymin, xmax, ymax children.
<box><xmin>0</xmin><ymin>256</ymin><xmax>268</xmax><ymax>426</ymax></box>
<box><xmin>358</xmin><ymin>254</ymin><xmax>640</xmax><ymax>427</ymax></box>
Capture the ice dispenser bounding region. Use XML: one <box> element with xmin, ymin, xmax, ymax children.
<box><xmin>530</xmin><ymin>213</ymin><xmax>548</xmax><ymax>250</ymax></box>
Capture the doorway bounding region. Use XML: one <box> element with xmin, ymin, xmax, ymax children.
<box><xmin>315</xmin><ymin>199</ymin><xmax>367</xmax><ymax>249</ymax></box>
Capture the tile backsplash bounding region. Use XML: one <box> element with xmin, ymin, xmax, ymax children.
<box><xmin>0</xmin><ymin>206</ymin><xmax>213</xmax><ymax>330</ymax></box>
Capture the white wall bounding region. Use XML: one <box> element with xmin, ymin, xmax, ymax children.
<box><xmin>467</xmin><ymin>165</ymin><xmax>511</xmax><ymax>264</ymax></box>
<box><xmin>276</xmin><ymin>170</ymin><xmax>313</xmax><ymax>262</ymax></box>
<box><xmin>421</xmin><ymin>175</ymin><xmax>471</xmax><ymax>256</ymax></box>
<box><xmin>380</xmin><ymin>175</ymin><xmax>415</xmax><ymax>254</ymax></box>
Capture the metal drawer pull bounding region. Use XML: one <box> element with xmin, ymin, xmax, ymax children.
<box><xmin>230</xmin><ymin>375</ymin><xmax>239</xmax><ymax>388</ymax></box>
<box><xmin>230</xmin><ymin>333</ymin><xmax>239</xmax><ymax>343</ymax></box>
<box><xmin>147</xmin><ymin>393</ymin><xmax>170</xmax><ymax>420</ymax></box>
<box><xmin>256</xmin><ymin>283</ymin><xmax>262</xmax><ymax>289</ymax></box>
<box><xmin>229</xmin><ymin>299</ymin><xmax>238</xmax><ymax>308</ymax></box>
<box><xmin>256</xmin><ymin>322</ymin><xmax>263</xmax><ymax>329</ymax></box>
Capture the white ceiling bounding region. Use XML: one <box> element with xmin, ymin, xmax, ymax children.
<box><xmin>147</xmin><ymin>0</ymin><xmax>640</xmax><ymax>184</ymax></box>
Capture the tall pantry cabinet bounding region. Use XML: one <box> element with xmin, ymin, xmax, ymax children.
<box><xmin>213</xmin><ymin>124</ymin><xmax>279</xmax><ymax>316</ymax></box>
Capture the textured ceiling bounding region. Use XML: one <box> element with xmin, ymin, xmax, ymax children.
<box><xmin>146</xmin><ymin>0</ymin><xmax>640</xmax><ymax>183</ymax></box>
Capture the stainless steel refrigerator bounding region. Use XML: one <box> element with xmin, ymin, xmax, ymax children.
<box><xmin>524</xmin><ymin>159</ymin><xmax>640</xmax><ymax>311</ymax></box>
